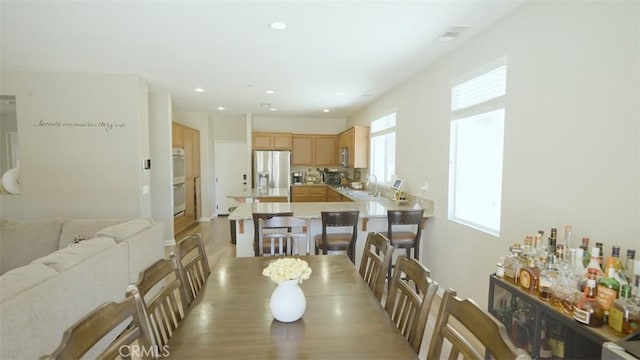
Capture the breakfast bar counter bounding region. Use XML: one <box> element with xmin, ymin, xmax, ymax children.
<box><xmin>228</xmin><ymin>196</ymin><xmax>434</xmax><ymax>264</ymax></box>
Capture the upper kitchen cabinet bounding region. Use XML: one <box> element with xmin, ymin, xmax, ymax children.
<box><xmin>252</xmin><ymin>132</ymin><xmax>292</xmax><ymax>150</ymax></box>
<box><xmin>172</xmin><ymin>122</ymin><xmax>184</xmax><ymax>148</ymax></box>
<box><xmin>338</xmin><ymin>126</ymin><xmax>369</xmax><ymax>168</ymax></box>
<box><xmin>291</xmin><ymin>134</ymin><xmax>338</xmax><ymax>166</ymax></box>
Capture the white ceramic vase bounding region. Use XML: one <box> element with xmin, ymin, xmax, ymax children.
<box><xmin>269</xmin><ymin>278</ymin><xmax>306</xmax><ymax>322</ymax></box>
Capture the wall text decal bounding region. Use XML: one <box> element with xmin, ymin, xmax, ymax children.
<box><xmin>33</xmin><ymin>119</ymin><xmax>126</xmax><ymax>132</ymax></box>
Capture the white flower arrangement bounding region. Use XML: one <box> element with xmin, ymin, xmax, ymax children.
<box><xmin>263</xmin><ymin>258</ymin><xmax>312</xmax><ymax>284</ymax></box>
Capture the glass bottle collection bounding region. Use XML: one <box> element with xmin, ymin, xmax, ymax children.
<box><xmin>497</xmin><ymin>226</ymin><xmax>639</xmax><ymax>334</ymax></box>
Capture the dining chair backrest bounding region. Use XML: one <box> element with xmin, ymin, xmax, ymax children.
<box><xmin>252</xmin><ymin>212</ymin><xmax>294</xmax><ymax>256</ymax></box>
<box><xmin>316</xmin><ymin>210</ymin><xmax>360</xmax><ymax>262</ymax></box>
<box><xmin>127</xmin><ymin>254</ymin><xmax>189</xmax><ymax>349</ymax></box>
<box><xmin>172</xmin><ymin>233</ymin><xmax>210</xmax><ymax>304</ymax></box>
<box><xmin>358</xmin><ymin>232</ymin><xmax>393</xmax><ymax>301</ymax></box>
<box><xmin>427</xmin><ymin>288</ymin><xmax>532</xmax><ymax>360</ymax></box>
<box><xmin>259</xmin><ymin>216</ymin><xmax>311</xmax><ymax>256</ymax></box>
<box><xmin>41</xmin><ymin>288</ymin><xmax>154</xmax><ymax>360</ymax></box>
<box><xmin>386</xmin><ymin>209</ymin><xmax>424</xmax><ymax>250</ymax></box>
<box><xmin>384</xmin><ymin>255</ymin><xmax>439</xmax><ymax>354</ymax></box>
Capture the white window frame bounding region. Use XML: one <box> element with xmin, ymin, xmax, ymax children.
<box><xmin>369</xmin><ymin>111</ymin><xmax>396</xmax><ymax>186</ymax></box>
<box><xmin>448</xmin><ymin>57</ymin><xmax>507</xmax><ymax>237</ymax></box>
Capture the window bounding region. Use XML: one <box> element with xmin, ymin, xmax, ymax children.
<box><xmin>369</xmin><ymin>112</ymin><xmax>396</xmax><ymax>185</ymax></box>
<box><xmin>448</xmin><ymin>58</ymin><xmax>507</xmax><ymax>236</ymax></box>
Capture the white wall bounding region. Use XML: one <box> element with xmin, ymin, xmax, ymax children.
<box><xmin>149</xmin><ymin>93</ymin><xmax>174</xmax><ymax>244</ymax></box>
<box><xmin>349</xmin><ymin>1</ymin><xmax>639</xmax><ymax>307</ymax></box>
<box><xmin>173</xmin><ymin>111</ymin><xmax>212</xmax><ymax>222</ymax></box>
<box><xmin>0</xmin><ymin>72</ymin><xmax>153</xmax><ymax>220</ymax></box>
<box><xmin>253</xmin><ymin>116</ymin><xmax>347</xmax><ymax>134</ymax></box>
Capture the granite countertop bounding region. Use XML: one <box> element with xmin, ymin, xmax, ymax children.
<box><xmin>228</xmin><ymin>190</ymin><xmax>435</xmax><ymax>220</ymax></box>
<box><xmin>227</xmin><ymin>187</ymin><xmax>290</xmax><ymax>199</ymax></box>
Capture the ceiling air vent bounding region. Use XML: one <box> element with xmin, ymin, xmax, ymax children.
<box><xmin>436</xmin><ymin>25</ymin><xmax>471</xmax><ymax>42</ymax></box>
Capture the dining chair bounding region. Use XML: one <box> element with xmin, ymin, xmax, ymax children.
<box><xmin>171</xmin><ymin>233</ymin><xmax>210</xmax><ymax>304</ymax></box>
<box><xmin>41</xmin><ymin>288</ymin><xmax>154</xmax><ymax>360</ymax></box>
<box><xmin>313</xmin><ymin>210</ymin><xmax>360</xmax><ymax>263</ymax></box>
<box><xmin>384</xmin><ymin>255</ymin><xmax>439</xmax><ymax>355</ymax></box>
<box><xmin>427</xmin><ymin>288</ymin><xmax>532</xmax><ymax>360</ymax></box>
<box><xmin>381</xmin><ymin>209</ymin><xmax>425</xmax><ymax>286</ymax></box>
<box><xmin>252</xmin><ymin>212</ymin><xmax>294</xmax><ymax>256</ymax></box>
<box><xmin>258</xmin><ymin>216</ymin><xmax>311</xmax><ymax>256</ymax></box>
<box><xmin>126</xmin><ymin>253</ymin><xmax>189</xmax><ymax>350</ymax></box>
<box><xmin>358</xmin><ymin>232</ymin><xmax>394</xmax><ymax>301</ymax></box>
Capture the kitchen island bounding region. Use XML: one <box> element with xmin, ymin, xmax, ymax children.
<box><xmin>229</xmin><ymin>190</ymin><xmax>434</xmax><ymax>267</ymax></box>
<box><xmin>227</xmin><ymin>187</ymin><xmax>290</xmax><ymax>203</ymax></box>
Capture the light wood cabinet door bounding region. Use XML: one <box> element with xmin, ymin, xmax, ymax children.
<box><xmin>172</xmin><ymin>122</ymin><xmax>184</xmax><ymax>148</ymax></box>
<box><xmin>292</xmin><ymin>136</ymin><xmax>314</xmax><ymax>165</ymax></box>
<box><xmin>252</xmin><ymin>133</ymin><xmax>272</xmax><ymax>150</ymax></box>
<box><xmin>195</xmin><ymin>177</ymin><xmax>201</xmax><ymax>220</ymax></box>
<box><xmin>272</xmin><ymin>134</ymin><xmax>292</xmax><ymax>150</ymax></box>
<box><xmin>338</xmin><ymin>126</ymin><xmax>369</xmax><ymax>168</ymax></box>
<box><xmin>314</xmin><ymin>135</ymin><xmax>338</xmax><ymax>166</ymax></box>
<box><xmin>191</xmin><ymin>128</ymin><xmax>200</xmax><ymax>178</ymax></box>
<box><xmin>309</xmin><ymin>186</ymin><xmax>327</xmax><ymax>202</ymax></box>
<box><xmin>185</xmin><ymin>177</ymin><xmax>196</xmax><ymax>223</ymax></box>
<box><xmin>291</xmin><ymin>186</ymin><xmax>309</xmax><ymax>202</ymax></box>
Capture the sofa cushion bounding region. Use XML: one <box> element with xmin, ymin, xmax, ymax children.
<box><xmin>58</xmin><ymin>218</ymin><xmax>128</xmax><ymax>249</ymax></box>
<box><xmin>95</xmin><ymin>218</ymin><xmax>153</xmax><ymax>242</ymax></box>
<box><xmin>32</xmin><ymin>236</ymin><xmax>117</xmax><ymax>272</ymax></box>
<box><xmin>0</xmin><ymin>262</ymin><xmax>58</xmax><ymax>300</ymax></box>
<box><xmin>0</xmin><ymin>219</ymin><xmax>65</xmax><ymax>274</ymax></box>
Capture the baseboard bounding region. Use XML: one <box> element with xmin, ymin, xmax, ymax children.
<box><xmin>164</xmin><ymin>238</ymin><xmax>177</xmax><ymax>247</ymax></box>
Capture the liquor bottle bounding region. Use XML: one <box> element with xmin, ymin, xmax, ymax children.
<box><xmin>535</xmin><ymin>232</ymin><xmax>548</xmax><ymax>267</ymax></box>
<box><xmin>597</xmin><ymin>257</ymin><xmax>620</xmax><ymax>314</ymax></box>
<box><xmin>539</xmin><ymin>320</ymin><xmax>553</xmax><ymax>359</ymax></box>
<box><xmin>548</xmin><ymin>228</ymin><xmax>557</xmax><ymax>261</ymax></box>
<box><xmin>563</xmin><ymin>225</ymin><xmax>574</xmax><ymax>250</ymax></box>
<box><xmin>538</xmin><ymin>258</ymin><xmax>556</xmax><ymax>301</ymax></box>
<box><xmin>573</xmin><ymin>248</ymin><xmax>587</xmax><ymax>291</ymax></box>
<box><xmin>573</xmin><ymin>270</ymin><xmax>605</xmax><ymax>327</ymax></box>
<box><xmin>519</xmin><ymin>257</ymin><xmax>540</xmax><ymax>293</ymax></box>
<box><xmin>624</xmin><ymin>249</ymin><xmax>636</xmax><ymax>283</ymax></box>
<box><xmin>585</xmin><ymin>247</ymin><xmax>605</xmax><ymax>278</ymax></box>
<box><xmin>580</xmin><ymin>237</ymin><xmax>591</xmax><ymax>267</ymax></box>
<box><xmin>608</xmin><ymin>245</ymin><xmax>624</xmax><ymax>272</ymax></box>
<box><xmin>595</xmin><ymin>242</ymin><xmax>604</xmax><ymax>271</ymax></box>
<box><xmin>608</xmin><ymin>285</ymin><xmax>640</xmax><ymax>336</ymax></box>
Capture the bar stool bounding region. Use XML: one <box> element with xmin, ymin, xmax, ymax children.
<box><xmin>314</xmin><ymin>210</ymin><xmax>360</xmax><ymax>263</ymax></box>
<box><xmin>381</xmin><ymin>209</ymin><xmax>425</xmax><ymax>285</ymax></box>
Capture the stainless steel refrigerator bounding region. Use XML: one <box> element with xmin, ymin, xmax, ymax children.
<box><xmin>252</xmin><ymin>150</ymin><xmax>291</xmax><ymax>189</ymax></box>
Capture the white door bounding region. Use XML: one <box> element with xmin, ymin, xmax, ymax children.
<box><xmin>215</xmin><ymin>141</ymin><xmax>248</xmax><ymax>215</ymax></box>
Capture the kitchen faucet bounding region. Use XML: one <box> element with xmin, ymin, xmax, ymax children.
<box><xmin>367</xmin><ymin>174</ymin><xmax>379</xmax><ymax>197</ymax></box>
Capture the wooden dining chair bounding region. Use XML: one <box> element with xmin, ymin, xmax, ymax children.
<box><xmin>384</xmin><ymin>255</ymin><xmax>439</xmax><ymax>355</ymax></box>
<box><xmin>171</xmin><ymin>233</ymin><xmax>210</xmax><ymax>304</ymax></box>
<box><xmin>252</xmin><ymin>212</ymin><xmax>294</xmax><ymax>256</ymax></box>
<box><xmin>381</xmin><ymin>209</ymin><xmax>425</xmax><ymax>286</ymax></box>
<box><xmin>126</xmin><ymin>253</ymin><xmax>189</xmax><ymax>350</ymax></box>
<box><xmin>313</xmin><ymin>210</ymin><xmax>360</xmax><ymax>263</ymax></box>
<box><xmin>427</xmin><ymin>288</ymin><xmax>532</xmax><ymax>360</ymax></box>
<box><xmin>258</xmin><ymin>216</ymin><xmax>311</xmax><ymax>256</ymax></box>
<box><xmin>358</xmin><ymin>232</ymin><xmax>394</xmax><ymax>301</ymax></box>
<box><xmin>41</xmin><ymin>288</ymin><xmax>154</xmax><ymax>360</ymax></box>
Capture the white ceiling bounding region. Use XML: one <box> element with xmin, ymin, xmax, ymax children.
<box><xmin>0</xmin><ymin>1</ymin><xmax>525</xmax><ymax>118</ymax></box>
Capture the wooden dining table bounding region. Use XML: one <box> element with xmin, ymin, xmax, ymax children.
<box><xmin>165</xmin><ymin>255</ymin><xmax>418</xmax><ymax>359</ymax></box>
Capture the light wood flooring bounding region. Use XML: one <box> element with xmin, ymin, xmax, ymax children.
<box><xmin>169</xmin><ymin>217</ymin><xmax>473</xmax><ymax>360</ymax></box>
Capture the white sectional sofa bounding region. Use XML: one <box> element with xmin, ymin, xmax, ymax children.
<box><xmin>0</xmin><ymin>218</ymin><xmax>164</xmax><ymax>359</ymax></box>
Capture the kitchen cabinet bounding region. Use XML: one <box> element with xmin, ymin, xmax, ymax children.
<box><xmin>172</xmin><ymin>122</ymin><xmax>184</xmax><ymax>148</ymax></box>
<box><xmin>488</xmin><ymin>274</ymin><xmax>622</xmax><ymax>360</ymax></box>
<box><xmin>292</xmin><ymin>134</ymin><xmax>338</xmax><ymax>166</ymax></box>
<box><xmin>338</xmin><ymin>126</ymin><xmax>369</xmax><ymax>168</ymax></box>
<box><xmin>291</xmin><ymin>185</ymin><xmax>326</xmax><ymax>202</ymax></box>
<box><xmin>252</xmin><ymin>132</ymin><xmax>292</xmax><ymax>150</ymax></box>
<box><xmin>326</xmin><ymin>187</ymin><xmax>353</xmax><ymax>202</ymax></box>
<box><xmin>173</xmin><ymin>122</ymin><xmax>201</xmax><ymax>235</ymax></box>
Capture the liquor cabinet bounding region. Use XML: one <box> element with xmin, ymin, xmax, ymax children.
<box><xmin>488</xmin><ymin>275</ymin><xmax>623</xmax><ymax>359</ymax></box>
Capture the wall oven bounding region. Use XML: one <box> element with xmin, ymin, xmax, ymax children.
<box><xmin>173</xmin><ymin>148</ymin><xmax>186</xmax><ymax>216</ymax></box>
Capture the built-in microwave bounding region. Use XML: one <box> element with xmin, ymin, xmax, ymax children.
<box><xmin>173</xmin><ymin>148</ymin><xmax>185</xmax><ymax>185</ymax></box>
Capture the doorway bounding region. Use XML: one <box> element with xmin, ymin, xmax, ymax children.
<box><xmin>215</xmin><ymin>141</ymin><xmax>248</xmax><ymax>215</ymax></box>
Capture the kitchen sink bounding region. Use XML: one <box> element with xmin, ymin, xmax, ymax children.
<box><xmin>343</xmin><ymin>190</ymin><xmax>377</xmax><ymax>198</ymax></box>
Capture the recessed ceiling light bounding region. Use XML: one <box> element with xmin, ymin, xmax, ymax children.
<box><xmin>322</xmin><ymin>109</ymin><xmax>331</xmax><ymax>113</ymax></box>
<box><xmin>269</xmin><ymin>107</ymin><xmax>277</xmax><ymax>111</ymax></box>
<box><xmin>194</xmin><ymin>88</ymin><xmax>205</xmax><ymax>93</ymax></box>
<box><xmin>217</xmin><ymin>106</ymin><xmax>226</xmax><ymax>111</ymax></box>
<box><xmin>265</xmin><ymin>90</ymin><xmax>275</xmax><ymax>94</ymax></box>
<box><xmin>270</xmin><ymin>22</ymin><xmax>288</xmax><ymax>30</ymax></box>
<box><xmin>336</xmin><ymin>92</ymin><xmax>345</xmax><ymax>96</ymax></box>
